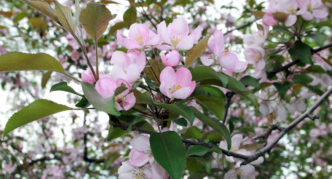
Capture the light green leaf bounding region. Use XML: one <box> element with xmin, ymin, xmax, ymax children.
<box><xmin>41</xmin><ymin>71</ymin><xmax>52</xmax><ymax>88</ymax></box>
<box><xmin>55</xmin><ymin>1</ymin><xmax>76</xmax><ymax>33</ymax></box>
<box><xmin>150</xmin><ymin>131</ymin><xmax>186</xmax><ymax>179</ymax></box>
<box><xmin>81</xmin><ymin>82</ymin><xmax>120</xmax><ymax>116</ymax></box>
<box><xmin>0</xmin><ymin>52</ymin><xmax>64</xmax><ymax>73</ymax></box>
<box><xmin>4</xmin><ymin>99</ymin><xmax>71</xmax><ymax>135</ymax></box>
<box><xmin>50</xmin><ymin>82</ymin><xmax>82</xmax><ymax>96</ymax></box>
<box><xmin>185</xmin><ymin>35</ymin><xmax>210</xmax><ymax>67</ymax></box>
<box><xmin>192</xmin><ymin>108</ymin><xmax>231</xmax><ymax>149</ymax></box>
<box><xmin>79</xmin><ymin>2</ymin><xmax>113</xmax><ymax>40</ymax></box>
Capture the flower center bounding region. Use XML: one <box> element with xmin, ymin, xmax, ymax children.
<box><xmin>307</xmin><ymin>3</ymin><xmax>312</xmax><ymax>10</ymax></box>
<box><xmin>133</xmin><ymin>168</ymin><xmax>145</xmax><ymax>179</ymax></box>
<box><xmin>230</xmin><ymin>148</ymin><xmax>238</xmax><ymax>153</ymax></box>
<box><xmin>169</xmin><ymin>84</ymin><xmax>182</xmax><ymax>94</ymax></box>
<box><xmin>136</xmin><ymin>35</ymin><xmax>144</xmax><ymax>46</ymax></box>
<box><xmin>171</xmin><ymin>36</ymin><xmax>181</xmax><ymax>47</ymax></box>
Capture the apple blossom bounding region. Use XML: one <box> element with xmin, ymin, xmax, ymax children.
<box><xmin>110</xmin><ymin>50</ymin><xmax>146</xmax><ymax>83</ymax></box>
<box><xmin>157</xmin><ymin>17</ymin><xmax>202</xmax><ymax>50</ymax></box>
<box><xmin>160</xmin><ymin>50</ymin><xmax>181</xmax><ymax>67</ymax></box>
<box><xmin>81</xmin><ymin>68</ymin><xmax>96</xmax><ymax>84</ymax></box>
<box><xmin>117</xmin><ymin>23</ymin><xmax>160</xmax><ymax>49</ymax></box>
<box><xmin>160</xmin><ymin>66</ymin><xmax>196</xmax><ymax>99</ymax></box>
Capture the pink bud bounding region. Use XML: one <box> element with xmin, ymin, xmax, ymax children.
<box><xmin>160</xmin><ymin>50</ymin><xmax>181</xmax><ymax>67</ymax></box>
<box><xmin>81</xmin><ymin>69</ymin><xmax>96</xmax><ymax>84</ymax></box>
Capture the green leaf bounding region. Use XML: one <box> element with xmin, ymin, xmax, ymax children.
<box><xmin>172</xmin><ymin>118</ymin><xmax>188</xmax><ymax>127</ymax></box>
<box><xmin>194</xmin><ymin>86</ymin><xmax>225</xmax><ymax>120</ymax></box>
<box><xmin>240</xmin><ymin>76</ymin><xmax>260</xmax><ymax>89</ymax></box>
<box><xmin>81</xmin><ymin>82</ymin><xmax>120</xmax><ymax>116</ymax></box>
<box><xmin>4</xmin><ymin>99</ymin><xmax>71</xmax><ymax>135</ymax></box>
<box><xmin>185</xmin><ymin>35</ymin><xmax>210</xmax><ymax>67</ymax></box>
<box><xmin>192</xmin><ymin>108</ymin><xmax>231</xmax><ymax>149</ymax></box>
<box><xmin>55</xmin><ymin>1</ymin><xmax>76</xmax><ymax>33</ymax></box>
<box><xmin>0</xmin><ymin>52</ymin><xmax>64</xmax><ymax>73</ymax></box>
<box><xmin>190</xmin><ymin>66</ymin><xmax>228</xmax><ymax>86</ymax></box>
<box><xmin>292</xmin><ymin>74</ymin><xmax>313</xmax><ymax>85</ymax></box>
<box><xmin>274</xmin><ymin>82</ymin><xmax>291</xmax><ymax>99</ymax></box>
<box><xmin>79</xmin><ymin>2</ymin><xmax>113</xmax><ymax>40</ymax></box>
<box><xmin>26</xmin><ymin>0</ymin><xmax>59</xmax><ymax>23</ymax></box>
<box><xmin>150</xmin><ymin>131</ymin><xmax>186</xmax><ymax>179</ymax></box>
<box><xmin>288</xmin><ymin>41</ymin><xmax>312</xmax><ymax>65</ymax></box>
<box><xmin>187</xmin><ymin>145</ymin><xmax>211</xmax><ymax>156</ymax></box>
<box><xmin>159</xmin><ymin>103</ymin><xmax>194</xmax><ymax>125</ymax></box>
<box><xmin>123</xmin><ymin>6</ymin><xmax>137</xmax><ymax>24</ymax></box>
<box><xmin>50</xmin><ymin>82</ymin><xmax>82</xmax><ymax>96</ymax></box>
<box><xmin>107</xmin><ymin>127</ymin><xmax>127</xmax><ymax>141</ymax></box>
<box><xmin>41</xmin><ymin>71</ymin><xmax>52</xmax><ymax>88</ymax></box>
<box><xmin>75</xmin><ymin>97</ymin><xmax>90</xmax><ymax>108</ymax></box>
<box><xmin>183</xmin><ymin>126</ymin><xmax>203</xmax><ymax>139</ymax></box>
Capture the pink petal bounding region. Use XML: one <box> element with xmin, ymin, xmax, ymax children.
<box><xmin>218</xmin><ymin>52</ymin><xmax>237</xmax><ymax>71</ymax></box>
<box><xmin>285</xmin><ymin>15</ymin><xmax>297</xmax><ymax>26</ymax></box>
<box><xmin>168</xmin><ymin>17</ymin><xmax>189</xmax><ymax>37</ymax></box>
<box><xmin>123</xmin><ymin>92</ymin><xmax>136</xmax><ymax>111</ymax></box>
<box><xmin>208</xmin><ymin>30</ymin><xmax>224</xmax><ymax>57</ymax></box>
<box><xmin>176</xmin><ymin>35</ymin><xmax>194</xmax><ymax>50</ymax></box>
<box><xmin>157</xmin><ymin>21</ymin><xmax>171</xmax><ymax>44</ymax></box>
<box><xmin>231</xmin><ymin>134</ymin><xmax>243</xmax><ymax>149</ymax></box>
<box><xmin>175</xmin><ymin>66</ymin><xmax>192</xmax><ymax>85</ymax></box>
<box><xmin>128</xmin><ymin>149</ymin><xmax>150</xmax><ymax>167</ymax></box>
<box><xmin>313</xmin><ymin>8</ymin><xmax>328</xmax><ymax>19</ymax></box>
<box><xmin>131</xmin><ymin>135</ymin><xmax>150</xmax><ymax>152</ymax></box>
<box><xmin>161</xmin><ymin>50</ymin><xmax>181</xmax><ymax>67</ymax></box>
<box><xmin>190</xmin><ymin>25</ymin><xmax>203</xmax><ymax>43</ymax></box>
<box><xmin>111</xmin><ymin>51</ymin><xmax>130</xmax><ymax>67</ymax></box>
<box><xmin>262</xmin><ymin>12</ymin><xmax>277</xmax><ymax>26</ymax></box>
<box><xmin>95</xmin><ymin>76</ymin><xmax>117</xmax><ymax>98</ymax></box>
<box><xmin>171</xmin><ymin>87</ymin><xmax>191</xmax><ymax>99</ymax></box>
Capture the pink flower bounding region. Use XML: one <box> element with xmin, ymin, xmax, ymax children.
<box><xmin>117</xmin><ymin>23</ymin><xmax>160</xmax><ymax>49</ymax></box>
<box><xmin>95</xmin><ymin>76</ymin><xmax>118</xmax><ymax>98</ymax></box>
<box><xmin>297</xmin><ymin>0</ymin><xmax>328</xmax><ymax>20</ymax></box>
<box><xmin>160</xmin><ymin>66</ymin><xmax>196</xmax><ymax>99</ymax></box>
<box><xmin>262</xmin><ymin>12</ymin><xmax>277</xmax><ymax>26</ymax></box>
<box><xmin>2</xmin><ymin>162</ymin><xmax>17</xmax><ymax>174</ymax></box>
<box><xmin>160</xmin><ymin>50</ymin><xmax>181</xmax><ymax>67</ymax></box>
<box><xmin>128</xmin><ymin>135</ymin><xmax>151</xmax><ymax>167</ymax></box>
<box><xmin>208</xmin><ymin>29</ymin><xmax>224</xmax><ymax>59</ymax></box>
<box><xmin>110</xmin><ymin>50</ymin><xmax>146</xmax><ymax>83</ymax></box>
<box><xmin>81</xmin><ymin>68</ymin><xmax>96</xmax><ymax>84</ymax></box>
<box><xmin>157</xmin><ymin>17</ymin><xmax>202</xmax><ymax>50</ymax></box>
<box><xmin>244</xmin><ymin>47</ymin><xmax>265</xmax><ymax>64</ymax></box>
<box><xmin>118</xmin><ymin>162</ymin><xmax>168</xmax><ymax>179</ymax></box>
<box><xmin>219</xmin><ymin>52</ymin><xmax>248</xmax><ymax>73</ymax></box>
<box><xmin>95</xmin><ymin>77</ymin><xmax>136</xmax><ymax>111</ymax></box>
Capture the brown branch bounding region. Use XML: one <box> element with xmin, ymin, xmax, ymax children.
<box><xmin>223</xmin><ymin>92</ymin><xmax>235</xmax><ymax>124</ymax></box>
<box><xmin>29</xmin><ymin>156</ymin><xmax>62</xmax><ymax>166</ymax></box>
<box><xmin>225</xmin><ymin>19</ymin><xmax>258</xmax><ymax>35</ymax></box>
<box><xmin>241</xmin><ymin>87</ymin><xmax>332</xmax><ymax>165</ymax></box>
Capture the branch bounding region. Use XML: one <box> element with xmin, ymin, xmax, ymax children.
<box><xmin>225</xmin><ymin>19</ymin><xmax>258</xmax><ymax>35</ymax></box>
<box><xmin>253</xmin><ymin>124</ymin><xmax>284</xmax><ymax>146</ymax></box>
<box><xmin>223</xmin><ymin>91</ymin><xmax>235</xmax><ymax>124</ymax></box>
<box><xmin>241</xmin><ymin>87</ymin><xmax>332</xmax><ymax>165</ymax></box>
<box><xmin>29</xmin><ymin>156</ymin><xmax>62</xmax><ymax>166</ymax></box>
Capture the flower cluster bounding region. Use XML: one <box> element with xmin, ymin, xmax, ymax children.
<box><xmin>118</xmin><ymin>135</ymin><xmax>168</xmax><ymax>179</ymax></box>
<box><xmin>263</xmin><ymin>0</ymin><xmax>328</xmax><ymax>27</ymax></box>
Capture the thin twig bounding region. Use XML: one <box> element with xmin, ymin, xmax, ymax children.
<box><xmin>223</xmin><ymin>92</ymin><xmax>235</xmax><ymax>124</ymax></box>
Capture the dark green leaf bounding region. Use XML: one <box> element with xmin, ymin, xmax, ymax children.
<box><xmin>292</xmin><ymin>74</ymin><xmax>313</xmax><ymax>85</ymax></box>
<box><xmin>159</xmin><ymin>103</ymin><xmax>194</xmax><ymax>125</ymax></box>
<box><xmin>51</xmin><ymin>82</ymin><xmax>82</xmax><ymax>96</ymax></box>
<box><xmin>150</xmin><ymin>131</ymin><xmax>186</xmax><ymax>179</ymax></box>
<box><xmin>41</xmin><ymin>71</ymin><xmax>52</xmax><ymax>88</ymax></box>
<box><xmin>288</xmin><ymin>41</ymin><xmax>312</xmax><ymax>65</ymax></box>
<box><xmin>187</xmin><ymin>145</ymin><xmax>211</xmax><ymax>156</ymax></box>
<box><xmin>240</xmin><ymin>76</ymin><xmax>260</xmax><ymax>89</ymax></box>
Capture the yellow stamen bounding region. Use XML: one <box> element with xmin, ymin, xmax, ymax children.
<box><xmin>136</xmin><ymin>35</ymin><xmax>144</xmax><ymax>46</ymax></box>
<box><xmin>230</xmin><ymin>148</ymin><xmax>238</xmax><ymax>153</ymax></box>
<box><xmin>171</xmin><ymin>36</ymin><xmax>181</xmax><ymax>47</ymax></box>
<box><xmin>169</xmin><ymin>84</ymin><xmax>182</xmax><ymax>93</ymax></box>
